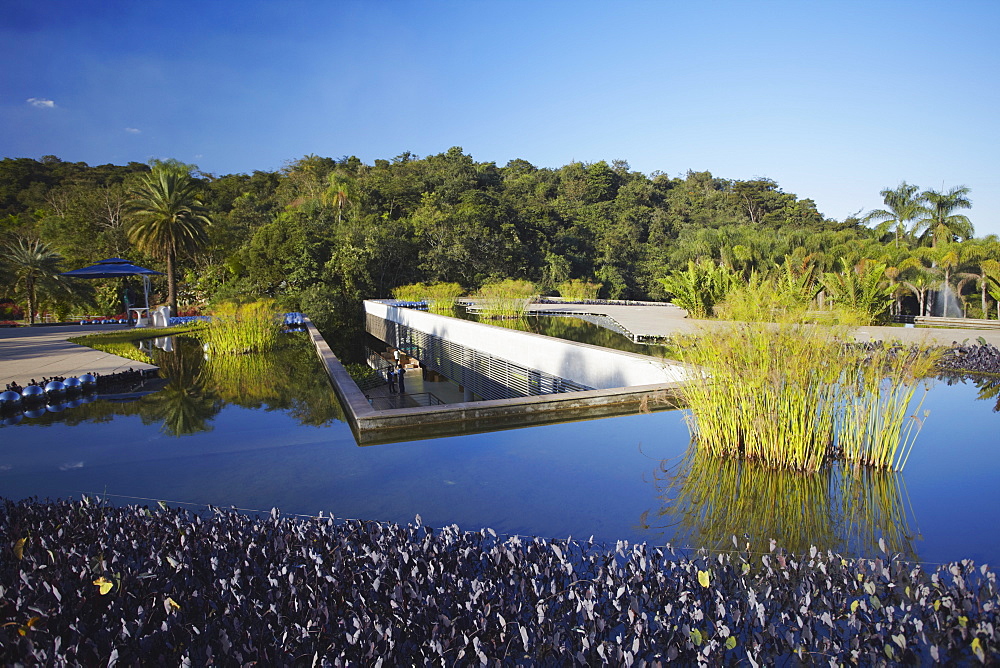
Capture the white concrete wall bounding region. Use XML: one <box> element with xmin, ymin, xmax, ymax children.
<box><xmin>366</xmin><ymin>300</ymin><xmax>689</xmax><ymax>389</ymax></box>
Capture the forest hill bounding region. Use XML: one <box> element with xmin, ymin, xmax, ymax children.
<box><xmin>1</xmin><ymin>150</ymin><xmax>993</xmax><ymax>345</ymax></box>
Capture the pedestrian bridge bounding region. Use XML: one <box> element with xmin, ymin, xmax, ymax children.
<box><xmin>365</xmin><ymin>300</ymin><xmax>689</xmax><ymax>395</ymax></box>
<box><xmin>306</xmin><ymin>301</ymin><xmax>691</xmax><ymax>445</ymax></box>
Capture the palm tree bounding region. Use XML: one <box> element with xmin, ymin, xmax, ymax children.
<box><xmin>126</xmin><ymin>166</ymin><xmax>212</xmax><ymax>314</ymax></box>
<box><xmin>901</xmin><ymin>269</ymin><xmax>937</xmax><ymax>316</ymax></box>
<box><xmin>961</xmin><ymin>258</ymin><xmax>1000</xmax><ymax>319</ymax></box>
<box><xmin>142</xmin><ymin>346</ymin><xmax>221</xmax><ymax>436</ymax></box>
<box><xmin>3</xmin><ymin>238</ymin><xmax>71</xmax><ymax>324</ymax></box>
<box><xmin>820</xmin><ymin>258</ymin><xmax>894</xmax><ymax>324</ymax></box>
<box><xmin>864</xmin><ymin>182</ymin><xmax>928</xmax><ymax>248</ymax></box>
<box><xmin>960</xmin><ymin>239</ymin><xmax>1000</xmax><ymax>318</ymax></box>
<box><xmin>915</xmin><ymin>185</ymin><xmax>973</xmax><ymax>247</ymax></box>
<box><xmin>324</xmin><ymin>171</ymin><xmax>357</xmax><ymax>224</ymax></box>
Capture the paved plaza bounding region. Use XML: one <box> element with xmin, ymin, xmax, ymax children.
<box><xmin>0</xmin><ymin>325</ymin><xmax>157</xmax><ymax>388</ymax></box>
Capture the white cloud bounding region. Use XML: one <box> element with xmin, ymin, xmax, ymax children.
<box><xmin>27</xmin><ymin>97</ymin><xmax>55</xmax><ymax>108</ymax></box>
<box><xmin>125</xmin><ymin>127</ymin><xmax>141</xmax><ymax>134</ymax></box>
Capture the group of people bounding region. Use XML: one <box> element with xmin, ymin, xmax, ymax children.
<box><xmin>387</xmin><ymin>348</ymin><xmax>406</xmax><ymax>394</ymax></box>
<box><xmin>387</xmin><ymin>365</ymin><xmax>406</xmax><ymax>394</ymax></box>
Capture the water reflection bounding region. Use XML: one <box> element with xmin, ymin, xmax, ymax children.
<box><xmin>144</xmin><ymin>336</ymin><xmax>346</xmax><ymax>432</ymax></box>
<box><xmin>5</xmin><ymin>334</ymin><xmax>345</xmax><ymax>432</ymax></box>
<box><xmin>647</xmin><ymin>450</ymin><xmax>919</xmax><ymax>560</ymax></box>
<box><xmin>939</xmin><ymin>373</ymin><xmax>1000</xmax><ymax>412</ymax></box>
<box><xmin>140</xmin><ymin>345</ymin><xmax>221</xmax><ymax>436</ymax></box>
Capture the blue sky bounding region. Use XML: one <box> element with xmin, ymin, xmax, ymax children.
<box><xmin>3</xmin><ymin>0</ymin><xmax>998</xmax><ymax>235</ymax></box>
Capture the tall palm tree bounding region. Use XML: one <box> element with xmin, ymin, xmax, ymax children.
<box><xmin>324</xmin><ymin>171</ymin><xmax>357</xmax><ymax>224</ymax></box>
<box><xmin>915</xmin><ymin>185</ymin><xmax>973</xmax><ymax>247</ymax></box>
<box><xmin>963</xmin><ymin>258</ymin><xmax>1000</xmax><ymax>319</ymax></box>
<box><xmin>126</xmin><ymin>166</ymin><xmax>212</xmax><ymax>314</ymax></box>
<box><xmin>959</xmin><ymin>239</ymin><xmax>1000</xmax><ymax>318</ymax></box>
<box><xmin>864</xmin><ymin>182</ymin><xmax>928</xmax><ymax>248</ymax></box>
<box><xmin>3</xmin><ymin>238</ymin><xmax>71</xmax><ymax>324</ymax></box>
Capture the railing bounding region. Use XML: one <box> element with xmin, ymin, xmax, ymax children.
<box><xmin>356</xmin><ymin>347</ymin><xmax>395</xmax><ymax>390</ymax></box>
<box><xmin>892</xmin><ymin>315</ymin><xmax>1000</xmax><ymax>329</ymax></box>
<box><xmin>367</xmin><ymin>314</ymin><xmax>593</xmax><ymax>401</ymax></box>
<box><xmin>368</xmin><ymin>392</ymin><xmax>445</xmax><ymax>411</ymax></box>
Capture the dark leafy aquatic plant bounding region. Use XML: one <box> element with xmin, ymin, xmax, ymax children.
<box><xmin>938</xmin><ymin>342</ymin><xmax>1000</xmax><ymax>376</ymax></box>
<box><xmin>3</xmin><ymin>498</ymin><xmax>999</xmax><ymax>665</ymax></box>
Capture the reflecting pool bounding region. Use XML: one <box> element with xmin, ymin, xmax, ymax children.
<box><xmin>2</xmin><ymin>330</ymin><xmax>999</xmax><ymax>568</ymax></box>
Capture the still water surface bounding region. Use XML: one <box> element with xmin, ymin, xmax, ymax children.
<box><xmin>2</xmin><ymin>326</ymin><xmax>998</xmax><ymax>568</ymax></box>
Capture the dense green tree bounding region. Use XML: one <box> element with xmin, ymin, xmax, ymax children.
<box><xmin>6</xmin><ymin>150</ymin><xmax>996</xmax><ymax>336</ymax></box>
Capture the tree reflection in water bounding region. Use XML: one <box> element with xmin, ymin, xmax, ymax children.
<box><xmin>645</xmin><ymin>449</ymin><xmax>920</xmax><ymax>561</ymax></box>
<box><xmin>939</xmin><ymin>372</ymin><xmax>1000</xmax><ymax>412</ymax></box>
<box><xmin>140</xmin><ymin>340</ymin><xmax>221</xmax><ymax>436</ymax></box>
<box><xmin>133</xmin><ymin>334</ymin><xmax>344</xmax><ymax>436</ymax></box>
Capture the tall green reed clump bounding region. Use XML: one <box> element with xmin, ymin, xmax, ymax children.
<box><xmin>677</xmin><ymin>277</ymin><xmax>938</xmax><ymax>472</ymax></box>
<box><xmin>423</xmin><ymin>282</ymin><xmax>463</xmax><ymax>314</ymax></box>
<box><xmin>556</xmin><ymin>279</ymin><xmax>602</xmax><ymax>301</ymax></box>
<box><xmin>393</xmin><ymin>282</ymin><xmax>464</xmax><ymax>313</ymax></box>
<box><xmin>836</xmin><ymin>344</ymin><xmax>937</xmax><ymax>470</ymax></box>
<box><xmin>476</xmin><ymin>279</ymin><xmax>536</xmax><ymax>319</ymax></box>
<box><xmin>391</xmin><ymin>283</ymin><xmax>426</xmax><ymax>303</ymax></box>
<box><xmin>205</xmin><ymin>299</ymin><xmax>281</xmax><ymax>355</ymax></box>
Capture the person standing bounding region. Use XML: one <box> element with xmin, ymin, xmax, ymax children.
<box><xmin>388</xmin><ymin>367</ymin><xmax>397</xmax><ymax>393</ymax></box>
<box><xmin>397</xmin><ymin>364</ymin><xmax>406</xmax><ymax>393</ymax></box>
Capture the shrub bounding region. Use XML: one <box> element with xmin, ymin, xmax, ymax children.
<box><xmin>658</xmin><ymin>260</ymin><xmax>737</xmax><ymax>318</ymax></box>
<box><xmin>204</xmin><ymin>299</ymin><xmax>280</xmax><ymax>355</ymax></box>
<box><xmin>393</xmin><ymin>282</ymin><xmax>464</xmax><ymax>313</ymax></box>
<box><xmin>476</xmin><ymin>279</ymin><xmax>536</xmax><ymax>319</ymax></box>
<box><xmin>556</xmin><ymin>279</ymin><xmax>603</xmax><ymax>301</ymax></box>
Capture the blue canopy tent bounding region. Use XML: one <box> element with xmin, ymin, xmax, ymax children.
<box><xmin>60</xmin><ymin>258</ymin><xmax>164</xmax><ymax>325</ymax></box>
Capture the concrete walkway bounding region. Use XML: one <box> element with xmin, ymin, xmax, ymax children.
<box><xmin>526</xmin><ymin>303</ymin><xmax>1000</xmax><ymax>347</ymax></box>
<box><xmin>0</xmin><ymin>325</ymin><xmax>158</xmax><ymax>388</ymax></box>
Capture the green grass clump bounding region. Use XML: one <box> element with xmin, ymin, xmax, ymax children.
<box><xmin>392</xmin><ymin>283</ymin><xmax>427</xmax><ymax>303</ymax></box>
<box><xmin>76</xmin><ymin>340</ymin><xmax>155</xmax><ymax>365</ymax></box>
<box><xmin>475</xmin><ymin>279</ymin><xmax>536</xmax><ymax>320</ymax></box>
<box><xmin>69</xmin><ymin>324</ymin><xmax>208</xmax><ymax>364</ymax></box>
<box><xmin>676</xmin><ymin>279</ymin><xmax>938</xmax><ymax>472</ymax></box>
<box><xmin>393</xmin><ymin>282</ymin><xmax>464</xmax><ymax>314</ymax></box>
<box><xmin>204</xmin><ymin>299</ymin><xmax>281</xmax><ymax>355</ymax></box>
<box><xmin>556</xmin><ymin>279</ymin><xmax>602</xmax><ymax>301</ymax></box>
<box><xmin>69</xmin><ymin>323</ymin><xmax>207</xmax><ymax>347</ymax></box>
